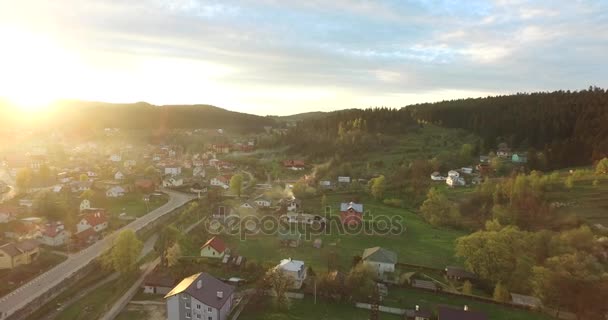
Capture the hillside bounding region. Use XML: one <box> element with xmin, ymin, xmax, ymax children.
<box><xmin>0</xmin><ymin>100</ymin><xmax>276</xmax><ymax>133</ymax></box>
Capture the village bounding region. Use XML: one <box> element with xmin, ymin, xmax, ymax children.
<box><xmin>0</xmin><ymin>127</ymin><xmax>603</xmax><ymax>320</ymax></box>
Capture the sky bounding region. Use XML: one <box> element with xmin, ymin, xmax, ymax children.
<box><xmin>0</xmin><ymin>0</ymin><xmax>606</xmax><ymax>116</ymax></box>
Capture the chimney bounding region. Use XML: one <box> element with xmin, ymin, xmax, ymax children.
<box><xmin>196</xmin><ymin>280</ymin><xmax>202</xmax><ymax>289</ymax></box>
<box><xmin>415</xmin><ymin>305</ymin><xmax>419</xmax><ymax>311</ymax></box>
<box><xmin>217</xmin><ymin>291</ymin><xmax>223</xmax><ymax>299</ymax></box>
<box><xmin>464</xmin><ymin>305</ymin><xmax>468</xmax><ymax>311</ymax></box>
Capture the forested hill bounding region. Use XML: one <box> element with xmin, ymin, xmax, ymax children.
<box><xmin>408</xmin><ymin>88</ymin><xmax>608</xmax><ymax>168</ymax></box>
<box><xmin>0</xmin><ymin>100</ymin><xmax>276</xmax><ymax>132</ymax></box>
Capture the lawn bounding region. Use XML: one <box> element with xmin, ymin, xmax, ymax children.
<box><xmin>239</xmin><ymin>297</ymin><xmax>401</xmax><ymax>320</ymax></box>
<box><xmin>53</xmin><ymin>273</ymin><xmax>138</xmax><ymax>320</ymax></box>
<box><xmin>546</xmin><ymin>173</ymin><xmax>608</xmax><ymax>226</ymax></box>
<box><xmin>383</xmin><ymin>287</ymin><xmax>551</xmax><ymax>320</ymax></box>
<box><xmin>101</xmin><ymin>192</ymin><xmax>168</xmax><ymax>218</ymax></box>
<box><xmin>0</xmin><ymin>251</ymin><xmax>67</xmax><ymax>297</ymax></box>
<box><xmin>221</xmin><ymin>194</ymin><xmax>465</xmax><ymax>272</ymax></box>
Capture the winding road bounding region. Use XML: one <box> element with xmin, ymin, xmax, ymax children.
<box><xmin>0</xmin><ymin>189</ymin><xmax>196</xmax><ymax>320</ymax></box>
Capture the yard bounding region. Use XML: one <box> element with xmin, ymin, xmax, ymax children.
<box><xmin>383</xmin><ymin>287</ymin><xmax>551</xmax><ymax>320</ymax></box>
<box><xmin>221</xmin><ymin>194</ymin><xmax>465</xmax><ymax>272</ymax></box>
<box><xmin>0</xmin><ymin>251</ymin><xmax>67</xmax><ymax>297</ymax></box>
<box><xmin>239</xmin><ymin>297</ymin><xmax>401</xmax><ymax>320</ymax></box>
<box><xmin>93</xmin><ymin>192</ymin><xmax>169</xmax><ymax>218</ymax></box>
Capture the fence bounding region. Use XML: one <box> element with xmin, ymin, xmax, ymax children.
<box><xmin>355</xmin><ymin>302</ymin><xmax>406</xmax><ymax>315</ymax></box>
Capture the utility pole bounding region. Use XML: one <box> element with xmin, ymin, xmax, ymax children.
<box><xmin>369</xmin><ymin>284</ymin><xmax>379</xmax><ymax>320</ymax></box>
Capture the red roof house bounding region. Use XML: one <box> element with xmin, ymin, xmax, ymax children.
<box><xmin>200</xmin><ymin>236</ymin><xmax>227</xmax><ymax>258</ymax></box>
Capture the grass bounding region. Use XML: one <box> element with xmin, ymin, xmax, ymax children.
<box><xmin>221</xmin><ymin>193</ymin><xmax>464</xmax><ymax>272</ymax></box>
<box><xmin>0</xmin><ymin>251</ymin><xmax>67</xmax><ymax>297</ymax></box>
<box><xmin>546</xmin><ymin>173</ymin><xmax>608</xmax><ymax>226</ymax></box>
<box><xmin>53</xmin><ymin>273</ymin><xmax>139</xmax><ymax>320</ymax></box>
<box><xmin>239</xmin><ymin>297</ymin><xmax>401</xmax><ymax>320</ymax></box>
<box><xmin>384</xmin><ymin>287</ymin><xmax>551</xmax><ymax>320</ymax></box>
<box><xmin>103</xmin><ymin>192</ymin><xmax>169</xmax><ymax>218</ymax></box>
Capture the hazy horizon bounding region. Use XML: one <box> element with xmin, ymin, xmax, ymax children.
<box><xmin>1</xmin><ymin>1</ymin><xmax>607</xmax><ymax>115</ymax></box>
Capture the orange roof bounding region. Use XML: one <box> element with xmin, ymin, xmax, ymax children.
<box><xmin>201</xmin><ymin>236</ymin><xmax>226</xmax><ymax>253</ymax></box>
<box><xmin>82</xmin><ymin>212</ymin><xmax>107</xmax><ymax>227</ymax></box>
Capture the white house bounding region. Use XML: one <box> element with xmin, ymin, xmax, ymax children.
<box><xmin>275</xmin><ymin>258</ymin><xmax>307</xmax><ymax>289</ymax></box>
<box><xmin>446</xmin><ymin>176</ymin><xmax>466</xmax><ymax>187</ymax></box>
<box><xmin>210</xmin><ymin>176</ymin><xmax>230</xmax><ymax>190</ymax></box>
<box><xmin>165</xmin><ymin>272</ymin><xmax>235</xmax><ymax>320</ymax></box>
<box><xmin>76</xmin><ymin>212</ymin><xmax>108</xmax><ymax>234</ymax></box>
<box><xmin>80</xmin><ymin>199</ymin><xmax>91</xmax><ymax>212</ymax></box>
<box><xmin>163</xmin><ymin>176</ymin><xmax>184</xmax><ymax>188</ymax></box>
<box><xmin>430</xmin><ymin>172</ymin><xmax>446</xmax><ymax>181</ymax></box>
<box><xmin>114</xmin><ymin>171</ymin><xmax>125</xmax><ymax>180</ymax></box>
<box><xmin>362</xmin><ymin>247</ymin><xmax>397</xmax><ymax>278</ymax></box>
<box><xmin>253</xmin><ymin>196</ymin><xmax>272</xmax><ymax>208</ymax></box>
<box><xmin>40</xmin><ymin>222</ymin><xmax>71</xmax><ymax>247</ymax></box>
<box><xmin>164</xmin><ymin>166</ymin><xmax>182</xmax><ymax>175</ymax></box>
<box><xmin>447</xmin><ymin>170</ymin><xmax>460</xmax><ymax>178</ymax></box>
<box><xmin>109</xmin><ymin>154</ymin><xmax>122</xmax><ymax>162</ymax></box>
<box><xmin>86</xmin><ymin>171</ymin><xmax>97</xmax><ymax>178</ymax></box>
<box><xmin>106</xmin><ymin>186</ymin><xmax>126</xmax><ymax>198</ymax></box>
<box><xmin>338</xmin><ymin>176</ymin><xmax>351</xmax><ymax>184</ymax></box>
<box><xmin>461</xmin><ymin>167</ymin><xmax>473</xmax><ymax>174</ymax></box>
<box><xmin>124</xmin><ymin>159</ymin><xmax>136</xmax><ymax>168</ymax></box>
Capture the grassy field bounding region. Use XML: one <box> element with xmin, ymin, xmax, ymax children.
<box><xmin>0</xmin><ymin>251</ymin><xmax>67</xmax><ymax>297</ymax></box>
<box><xmin>384</xmin><ymin>287</ymin><xmax>551</xmax><ymax>320</ymax></box>
<box><xmin>546</xmin><ymin>173</ymin><xmax>608</xmax><ymax>226</ymax></box>
<box><xmin>220</xmin><ymin>193</ymin><xmax>464</xmax><ymax>272</ymax></box>
<box><xmin>239</xmin><ymin>297</ymin><xmax>401</xmax><ymax>320</ymax></box>
<box><xmin>102</xmin><ymin>192</ymin><xmax>169</xmax><ymax>218</ymax></box>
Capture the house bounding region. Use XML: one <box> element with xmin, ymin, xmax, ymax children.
<box><xmin>143</xmin><ymin>272</ymin><xmax>176</xmax><ymax>295</ymax></box>
<box><xmin>70</xmin><ymin>181</ymin><xmax>92</xmax><ymax>193</ymax></box>
<box><xmin>52</xmin><ymin>185</ymin><xmax>63</xmax><ymax>193</ymax></box>
<box><xmin>163</xmin><ymin>176</ymin><xmax>184</xmax><ymax>188</ymax></box>
<box><xmin>210</xmin><ymin>176</ymin><xmax>231</xmax><ymax>189</ymax></box>
<box><xmin>497</xmin><ymin>143</ymin><xmax>512</xmax><ymax>158</ymax></box>
<box><xmin>479</xmin><ymin>155</ymin><xmax>490</xmax><ymax>163</ymax></box>
<box><xmin>86</xmin><ymin>171</ymin><xmax>98</xmax><ymax>178</ymax></box>
<box><xmin>19</xmin><ymin>199</ymin><xmax>34</xmax><ymax>208</ymax></box>
<box><xmin>283</xmin><ymin>160</ymin><xmax>305</xmax><ymax>170</ymax></box>
<box><xmin>278</xmin><ymin>229</ymin><xmax>302</xmax><ymax>247</ymax></box>
<box><xmin>135</xmin><ymin>179</ymin><xmax>156</xmax><ymax>192</ymax></box>
<box><xmin>362</xmin><ymin>247</ymin><xmax>397</xmax><ymax>277</ymax></box>
<box><xmin>106</xmin><ymin>185</ymin><xmax>126</xmax><ymax>198</ymax></box>
<box><xmin>253</xmin><ymin>195</ymin><xmax>272</xmax><ymax>208</ymax></box>
<box><xmin>476</xmin><ymin>163</ymin><xmax>491</xmax><ymax>176</ymax></box>
<box><xmin>0</xmin><ymin>240</ymin><xmax>40</xmax><ymax>269</ymax></box>
<box><xmin>510</xmin><ymin>293</ymin><xmax>541</xmax><ymax>309</ymax></box>
<box><xmin>461</xmin><ymin>167</ymin><xmax>473</xmax><ymax>174</ymax></box>
<box><xmin>80</xmin><ymin>199</ymin><xmax>91</xmax><ymax>212</ymax></box>
<box><xmin>280</xmin><ymin>197</ymin><xmax>301</xmax><ymax>212</ymax></box>
<box><xmin>193</xmin><ymin>166</ymin><xmax>206</xmax><ymax>177</ymax></box>
<box><xmin>76</xmin><ymin>212</ymin><xmax>108</xmax><ymax>234</ymax></box>
<box><xmin>239</xmin><ymin>201</ymin><xmax>258</xmax><ymax>210</ymax></box>
<box><xmin>212</xmin><ymin>144</ymin><xmax>231</xmax><ymax>154</ymax></box>
<box><xmin>430</xmin><ymin>172</ymin><xmax>446</xmax><ymax>181</ymax></box>
<box><xmin>446</xmin><ymin>176</ymin><xmax>466</xmax><ymax>187</ymax></box>
<box><xmin>109</xmin><ymin>154</ymin><xmax>122</xmax><ymax>162</ymax></box>
<box><xmin>447</xmin><ymin>170</ymin><xmax>459</xmax><ymax>178</ymax></box>
<box><xmin>164</xmin><ymin>166</ymin><xmax>182</xmax><ymax>175</ymax></box>
<box><xmin>437</xmin><ymin>305</ymin><xmax>487</xmax><ymax>320</ymax></box>
<box><xmin>337</xmin><ymin>176</ymin><xmax>351</xmax><ymax>184</ymax></box>
<box><xmin>405</xmin><ymin>305</ymin><xmax>433</xmax><ymax>320</ymax></box>
<box><xmin>4</xmin><ymin>221</ymin><xmax>41</xmax><ymax>240</ymax></box>
<box><xmin>340</xmin><ymin>202</ymin><xmax>363</xmax><ymax>225</ymax></box>
<box><xmin>40</xmin><ymin>222</ymin><xmax>71</xmax><ymax>247</ymax></box>
<box><xmin>445</xmin><ymin>266</ymin><xmax>477</xmax><ymax>281</ymax></box>
<box><xmin>114</xmin><ymin>171</ymin><xmax>125</xmax><ymax>180</ymax></box>
<box><xmin>318</xmin><ymin>180</ymin><xmax>333</xmax><ymax>189</ymax></box>
<box><xmin>200</xmin><ymin>236</ymin><xmax>227</xmax><ymax>259</ymax></box>
<box><xmin>73</xmin><ymin>228</ymin><xmax>99</xmax><ymax>246</ymax></box>
<box><xmin>411</xmin><ymin>279</ymin><xmax>439</xmax><ymax>291</ymax></box>
<box><xmin>124</xmin><ymin>159</ymin><xmax>137</xmax><ymax>168</ymax></box>
<box><xmin>164</xmin><ymin>272</ymin><xmax>235</xmax><ymax>320</ymax></box>
<box><xmin>189</xmin><ymin>182</ymin><xmax>208</xmax><ymax>194</ymax></box>
<box><xmin>275</xmin><ymin>258</ymin><xmax>307</xmax><ymax>289</ymax></box>
<box><xmin>511</xmin><ymin>153</ymin><xmax>528</xmax><ymax>164</ymax></box>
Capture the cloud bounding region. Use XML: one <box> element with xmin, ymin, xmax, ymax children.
<box><xmin>0</xmin><ymin>0</ymin><xmax>606</xmax><ymax>114</ymax></box>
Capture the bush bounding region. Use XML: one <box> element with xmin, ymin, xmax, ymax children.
<box><xmin>383</xmin><ymin>198</ymin><xmax>403</xmax><ymax>208</ymax></box>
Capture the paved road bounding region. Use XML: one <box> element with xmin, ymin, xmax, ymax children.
<box><xmin>0</xmin><ymin>189</ymin><xmax>196</xmax><ymax>320</ymax></box>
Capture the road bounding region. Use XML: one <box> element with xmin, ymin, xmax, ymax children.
<box><xmin>0</xmin><ymin>189</ymin><xmax>196</xmax><ymax>320</ymax></box>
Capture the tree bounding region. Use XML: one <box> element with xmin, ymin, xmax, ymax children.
<box><xmin>460</xmin><ymin>143</ymin><xmax>474</xmax><ymax>159</ymax></box>
<box><xmin>166</xmin><ymin>243</ymin><xmax>181</xmax><ymax>267</ymax></box>
<box><xmin>38</xmin><ymin>164</ymin><xmax>51</xmax><ymax>184</ymax></box>
<box><xmin>79</xmin><ymin>174</ymin><xmax>89</xmax><ymax>182</ymax></box>
<box><xmin>15</xmin><ymin>168</ymin><xmax>32</xmax><ymax>193</ymax></box>
<box><xmin>35</xmin><ymin>190</ymin><xmax>67</xmax><ymax>222</ymax></box>
<box><xmin>345</xmin><ymin>263</ymin><xmax>376</xmax><ymax>301</ymax></box>
<box><xmin>564</xmin><ymin>176</ymin><xmax>574</xmax><ymax>189</ymax></box>
<box><xmin>145</xmin><ymin>165</ymin><xmax>158</xmax><ymax>178</ymax></box>
<box><xmin>462</xmin><ymin>280</ymin><xmax>473</xmax><ymax>295</ymax></box>
<box><xmin>369</xmin><ymin>175</ymin><xmax>386</xmax><ymax>200</ymax></box>
<box><xmin>155</xmin><ymin>226</ymin><xmax>180</xmax><ymax>268</ymax></box>
<box><xmin>230</xmin><ymin>174</ymin><xmax>244</xmax><ymax>197</ymax></box>
<box><xmin>596</xmin><ymin>157</ymin><xmax>608</xmax><ymax>174</ymax></box>
<box><xmin>493</xmin><ymin>282</ymin><xmax>510</xmax><ymax>303</ymax></box>
<box><xmin>265</xmin><ymin>268</ymin><xmax>294</xmax><ymax>310</ymax></box>
<box><xmin>103</xmin><ymin>230</ymin><xmax>143</xmax><ymax>275</ymax></box>
<box><xmin>80</xmin><ymin>189</ymin><xmax>95</xmax><ymax>200</ymax></box>
<box><xmin>420</xmin><ymin>188</ymin><xmax>460</xmax><ymax>227</ymax></box>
